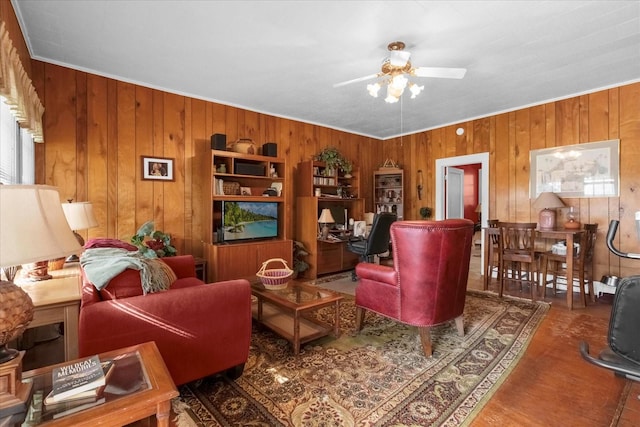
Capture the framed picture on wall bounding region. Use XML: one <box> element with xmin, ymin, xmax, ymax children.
<box><xmin>530</xmin><ymin>139</ymin><xmax>620</xmax><ymax>198</ymax></box>
<box><xmin>142</xmin><ymin>156</ymin><xmax>174</xmax><ymax>181</ymax></box>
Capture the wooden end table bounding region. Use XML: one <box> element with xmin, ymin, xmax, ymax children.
<box><xmin>15</xmin><ymin>263</ymin><xmax>81</xmax><ymax>361</ymax></box>
<box><xmin>251</xmin><ymin>281</ymin><xmax>343</xmax><ymax>355</ymax></box>
<box><xmin>8</xmin><ymin>341</ymin><xmax>178</xmax><ymax>427</ymax></box>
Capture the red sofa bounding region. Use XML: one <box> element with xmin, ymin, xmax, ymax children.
<box><xmin>79</xmin><ymin>254</ymin><xmax>251</xmax><ymax>385</ymax></box>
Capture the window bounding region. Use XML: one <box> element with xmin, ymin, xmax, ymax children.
<box><xmin>0</xmin><ymin>96</ymin><xmax>34</xmax><ymax>184</ymax></box>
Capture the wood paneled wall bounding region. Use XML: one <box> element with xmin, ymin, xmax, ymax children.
<box><xmin>33</xmin><ymin>60</ymin><xmax>639</xmax><ymax>280</ymax></box>
<box><xmin>30</xmin><ymin>62</ymin><xmax>378</xmax><ymax>258</ymax></box>
<box><xmin>392</xmin><ymin>84</ymin><xmax>640</xmax><ymax>280</ymax></box>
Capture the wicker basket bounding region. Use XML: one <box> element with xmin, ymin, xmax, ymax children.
<box><xmin>256</xmin><ymin>258</ymin><xmax>293</xmax><ymax>290</ymax></box>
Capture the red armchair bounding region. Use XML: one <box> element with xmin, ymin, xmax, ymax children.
<box><xmin>79</xmin><ymin>254</ymin><xmax>252</xmax><ymax>385</ymax></box>
<box><xmin>354</xmin><ymin>219</ymin><xmax>475</xmax><ymax>357</ymax></box>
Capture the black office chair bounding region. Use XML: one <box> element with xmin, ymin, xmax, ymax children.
<box><xmin>347</xmin><ymin>212</ymin><xmax>397</xmax><ymax>281</ymax></box>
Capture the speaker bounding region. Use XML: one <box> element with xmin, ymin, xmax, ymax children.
<box><xmin>211</xmin><ymin>133</ymin><xmax>226</xmax><ymax>150</ymax></box>
<box><xmin>262</xmin><ymin>142</ymin><xmax>277</xmax><ymax>157</ymax></box>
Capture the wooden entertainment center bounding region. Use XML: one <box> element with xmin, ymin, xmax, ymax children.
<box><xmin>202</xmin><ymin>149</ymin><xmax>292</xmax><ymax>282</ymax></box>
<box><xmin>295</xmin><ymin>160</ymin><xmax>364</xmax><ymax>279</ymax></box>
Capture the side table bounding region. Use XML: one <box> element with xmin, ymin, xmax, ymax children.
<box><xmin>8</xmin><ymin>341</ymin><xmax>178</xmax><ymax>427</ymax></box>
<box><xmin>15</xmin><ymin>263</ymin><xmax>81</xmax><ymax>361</ymax></box>
<box><xmin>194</xmin><ymin>257</ymin><xmax>207</xmax><ymax>282</ymax></box>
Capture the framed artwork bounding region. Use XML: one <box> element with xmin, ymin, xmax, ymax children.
<box><xmin>530</xmin><ymin>139</ymin><xmax>619</xmax><ymax>198</ymax></box>
<box><xmin>142</xmin><ymin>156</ymin><xmax>174</xmax><ymax>181</ymax></box>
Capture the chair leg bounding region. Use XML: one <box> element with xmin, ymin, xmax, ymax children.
<box><xmin>355</xmin><ymin>307</ymin><xmax>366</xmax><ymax>331</ymax></box>
<box><xmin>418</xmin><ymin>326</ymin><xmax>433</xmax><ymax>357</ymax></box>
<box><xmin>454</xmin><ymin>315</ymin><xmax>464</xmax><ymax>337</ymax></box>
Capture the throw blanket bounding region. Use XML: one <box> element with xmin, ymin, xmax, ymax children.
<box><xmin>80</xmin><ymin>247</ymin><xmax>176</xmax><ymax>294</ymax></box>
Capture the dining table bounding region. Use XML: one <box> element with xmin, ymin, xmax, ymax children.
<box><xmin>483</xmin><ymin>225</ymin><xmax>587</xmax><ymax>309</ymax></box>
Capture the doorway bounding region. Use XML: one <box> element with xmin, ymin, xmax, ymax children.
<box><xmin>435</xmin><ymin>152</ymin><xmax>490</xmax><ymax>273</ymax></box>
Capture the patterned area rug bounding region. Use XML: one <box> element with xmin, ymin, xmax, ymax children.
<box><xmin>173</xmin><ymin>289</ymin><xmax>548</xmax><ymax>427</ymax></box>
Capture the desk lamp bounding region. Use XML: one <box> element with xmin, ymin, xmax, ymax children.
<box><xmin>61</xmin><ymin>200</ymin><xmax>99</xmax><ymax>262</ymax></box>
<box><xmin>318</xmin><ymin>209</ymin><xmax>335</xmax><ymax>239</ymax></box>
<box><xmin>0</xmin><ymin>185</ymin><xmax>81</xmax><ymax>415</ymax></box>
<box><xmin>533</xmin><ymin>192</ymin><xmax>565</xmax><ymax>229</ymax></box>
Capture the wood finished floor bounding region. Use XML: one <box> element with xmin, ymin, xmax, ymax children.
<box><xmin>467</xmin><ymin>246</ymin><xmax>640</xmax><ymax>426</ymax></box>
<box><xmin>23</xmin><ymin>246</ymin><xmax>640</xmax><ymax>426</ymax></box>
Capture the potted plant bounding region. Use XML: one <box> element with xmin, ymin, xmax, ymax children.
<box><xmin>419</xmin><ymin>207</ymin><xmax>433</xmax><ymax>220</ymax></box>
<box><xmin>131</xmin><ymin>221</ymin><xmax>178</xmax><ymax>258</ymax></box>
<box><xmin>292</xmin><ymin>240</ymin><xmax>310</xmax><ymax>278</ymax></box>
<box><xmin>315</xmin><ymin>147</ymin><xmax>352</xmax><ymax>176</ymax></box>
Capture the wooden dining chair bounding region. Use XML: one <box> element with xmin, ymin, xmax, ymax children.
<box><xmin>540</xmin><ymin>223</ymin><xmax>598</xmax><ymax>305</ymax></box>
<box><xmin>484</xmin><ymin>219</ymin><xmax>501</xmax><ymax>288</ymax></box>
<box><xmin>498</xmin><ymin>222</ymin><xmax>539</xmax><ymax>301</ymax></box>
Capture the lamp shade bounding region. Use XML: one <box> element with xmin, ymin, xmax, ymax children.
<box><xmin>318</xmin><ymin>209</ymin><xmax>335</xmax><ymax>224</ymax></box>
<box><xmin>0</xmin><ymin>185</ymin><xmax>82</xmax><ymax>268</ymax></box>
<box><xmin>533</xmin><ymin>192</ymin><xmax>565</xmax><ymax>230</ymax></box>
<box><xmin>62</xmin><ymin>201</ymin><xmax>99</xmax><ymax>230</ymax></box>
<box><xmin>532</xmin><ymin>192</ymin><xmax>565</xmax><ymax>209</ymax></box>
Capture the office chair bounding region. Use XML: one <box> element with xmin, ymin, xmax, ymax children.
<box><xmin>347</xmin><ymin>212</ymin><xmax>396</xmax><ymax>281</ymax></box>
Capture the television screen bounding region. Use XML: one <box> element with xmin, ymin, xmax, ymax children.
<box><xmin>222</xmin><ymin>201</ymin><xmax>278</xmax><ymax>242</ymax></box>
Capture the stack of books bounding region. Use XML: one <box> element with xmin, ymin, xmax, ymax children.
<box><xmin>44</xmin><ymin>355</ymin><xmax>114</xmax><ymax>417</ymax></box>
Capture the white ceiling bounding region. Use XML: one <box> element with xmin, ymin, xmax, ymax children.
<box><xmin>12</xmin><ymin>1</ymin><xmax>640</xmax><ymax>140</ymax></box>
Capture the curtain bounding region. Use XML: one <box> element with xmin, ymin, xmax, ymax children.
<box><xmin>0</xmin><ymin>21</ymin><xmax>44</xmax><ymax>143</ymax></box>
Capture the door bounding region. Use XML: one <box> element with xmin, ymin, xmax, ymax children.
<box><xmin>445</xmin><ymin>166</ymin><xmax>464</xmax><ymax>219</ymax></box>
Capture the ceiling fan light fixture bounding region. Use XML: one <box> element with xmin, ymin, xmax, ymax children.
<box><xmin>384</xmin><ymin>94</ymin><xmax>400</xmax><ymax>104</ymax></box>
<box><xmin>367</xmin><ymin>82</ymin><xmax>381</xmax><ymax>97</ymax></box>
<box><xmin>390</xmin><ymin>74</ymin><xmax>408</xmax><ymax>90</ymax></box>
<box><xmin>409</xmin><ymin>83</ymin><xmax>424</xmax><ymax>98</ymax></box>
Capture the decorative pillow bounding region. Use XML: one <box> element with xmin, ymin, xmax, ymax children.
<box><xmin>98</xmin><ymin>259</ymin><xmax>178</xmax><ymax>300</ymax></box>
<box><xmin>85</xmin><ymin>238</ymin><xmax>138</xmax><ymax>251</ymax></box>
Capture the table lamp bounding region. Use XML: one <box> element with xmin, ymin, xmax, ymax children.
<box><xmin>0</xmin><ymin>185</ymin><xmax>82</xmax><ymax>415</ymax></box>
<box><xmin>533</xmin><ymin>192</ymin><xmax>565</xmax><ymax>229</ymax></box>
<box><xmin>318</xmin><ymin>209</ymin><xmax>335</xmax><ymax>239</ymax></box>
<box><xmin>61</xmin><ymin>200</ymin><xmax>99</xmax><ymax>262</ymax></box>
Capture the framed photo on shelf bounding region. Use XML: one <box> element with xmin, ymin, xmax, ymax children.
<box><xmin>529</xmin><ymin>139</ymin><xmax>619</xmax><ymax>198</ymax></box>
<box><xmin>142</xmin><ymin>156</ymin><xmax>174</xmax><ymax>181</ymax></box>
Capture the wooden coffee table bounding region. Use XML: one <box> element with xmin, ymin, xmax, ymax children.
<box><xmin>14</xmin><ymin>341</ymin><xmax>178</xmax><ymax>426</ymax></box>
<box><xmin>251</xmin><ymin>281</ymin><xmax>343</xmax><ymax>355</ymax></box>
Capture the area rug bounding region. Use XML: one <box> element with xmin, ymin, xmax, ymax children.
<box><xmin>173</xmin><ymin>289</ymin><xmax>548</xmax><ymax>427</ymax></box>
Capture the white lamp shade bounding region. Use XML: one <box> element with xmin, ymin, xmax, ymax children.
<box><xmin>62</xmin><ymin>201</ymin><xmax>99</xmax><ymax>230</ymax></box>
<box><xmin>0</xmin><ymin>185</ymin><xmax>82</xmax><ymax>267</ymax></box>
<box><xmin>318</xmin><ymin>209</ymin><xmax>335</xmax><ymax>224</ymax></box>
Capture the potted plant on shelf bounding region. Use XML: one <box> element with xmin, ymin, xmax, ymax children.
<box><xmin>131</xmin><ymin>221</ymin><xmax>178</xmax><ymax>258</ymax></box>
<box><xmin>292</xmin><ymin>240</ymin><xmax>310</xmax><ymax>279</ymax></box>
<box><xmin>314</xmin><ymin>147</ymin><xmax>352</xmax><ymax>177</ymax></box>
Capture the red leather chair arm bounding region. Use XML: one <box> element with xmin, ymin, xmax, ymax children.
<box><xmin>355</xmin><ymin>263</ymin><xmax>400</xmax><ymax>319</ymax></box>
<box><xmin>355</xmin><ymin>263</ymin><xmax>398</xmax><ymax>285</ymax></box>
<box><xmin>79</xmin><ymin>279</ymin><xmax>251</xmax><ymax>385</ymax></box>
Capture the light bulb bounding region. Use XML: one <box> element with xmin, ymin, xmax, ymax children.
<box><xmin>390</xmin><ymin>74</ymin><xmax>408</xmax><ymax>90</ymax></box>
<box><xmin>367</xmin><ymin>82</ymin><xmax>381</xmax><ymax>98</ymax></box>
<box><xmin>409</xmin><ymin>83</ymin><xmax>424</xmax><ymax>98</ymax></box>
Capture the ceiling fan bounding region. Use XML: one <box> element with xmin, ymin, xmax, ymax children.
<box><xmin>334</xmin><ymin>41</ymin><xmax>466</xmax><ymax>103</ymax></box>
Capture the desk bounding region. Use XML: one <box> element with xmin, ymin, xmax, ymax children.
<box><xmin>483</xmin><ymin>227</ymin><xmax>586</xmax><ymax>309</ymax></box>
<box><xmin>15</xmin><ymin>263</ymin><xmax>81</xmax><ymax>360</ymax></box>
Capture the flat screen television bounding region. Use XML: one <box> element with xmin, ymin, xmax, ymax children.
<box><xmin>222</xmin><ymin>201</ymin><xmax>278</xmax><ymax>242</ymax></box>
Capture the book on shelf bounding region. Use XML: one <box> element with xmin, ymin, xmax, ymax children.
<box><xmin>49</xmin><ymin>356</ymin><xmax>112</xmax><ymax>403</ymax></box>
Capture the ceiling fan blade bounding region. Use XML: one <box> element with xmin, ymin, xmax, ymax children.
<box><xmin>333</xmin><ymin>73</ymin><xmax>380</xmax><ymax>88</ymax></box>
<box><xmin>413</xmin><ymin>67</ymin><xmax>467</xmax><ymax>79</ymax></box>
